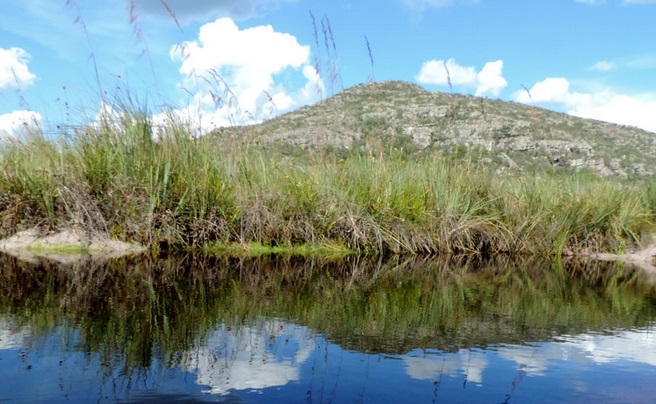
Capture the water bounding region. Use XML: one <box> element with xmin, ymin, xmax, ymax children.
<box><xmin>1</xmin><ymin>253</ymin><xmax>655</xmax><ymax>403</ymax></box>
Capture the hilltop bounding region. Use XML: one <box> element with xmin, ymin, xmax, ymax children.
<box><xmin>216</xmin><ymin>81</ymin><xmax>656</xmax><ymax>178</ymax></box>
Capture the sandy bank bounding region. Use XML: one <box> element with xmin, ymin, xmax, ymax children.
<box><xmin>0</xmin><ymin>228</ymin><xmax>145</xmax><ymax>264</ymax></box>
<box><xmin>583</xmin><ymin>235</ymin><xmax>656</xmax><ymax>275</ymax></box>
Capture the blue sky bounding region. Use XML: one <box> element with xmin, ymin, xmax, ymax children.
<box><xmin>1</xmin><ymin>0</ymin><xmax>656</xmax><ymax>138</ymax></box>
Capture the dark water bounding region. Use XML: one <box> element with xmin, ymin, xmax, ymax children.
<box><xmin>1</xmin><ymin>253</ymin><xmax>655</xmax><ymax>403</ymax></box>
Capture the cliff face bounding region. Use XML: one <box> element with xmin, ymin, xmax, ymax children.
<box><xmin>216</xmin><ymin>81</ymin><xmax>656</xmax><ymax>177</ymax></box>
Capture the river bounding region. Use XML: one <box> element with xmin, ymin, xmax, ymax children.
<box><xmin>1</xmin><ymin>253</ymin><xmax>654</xmax><ymax>403</ymax></box>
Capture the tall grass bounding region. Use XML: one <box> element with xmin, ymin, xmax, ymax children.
<box><xmin>0</xmin><ymin>105</ymin><xmax>654</xmax><ymax>255</ymax></box>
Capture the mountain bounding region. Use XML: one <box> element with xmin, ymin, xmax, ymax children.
<box><xmin>215</xmin><ymin>81</ymin><xmax>656</xmax><ymax>177</ymax></box>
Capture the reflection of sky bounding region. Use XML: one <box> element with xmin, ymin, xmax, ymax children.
<box><xmin>0</xmin><ymin>318</ymin><xmax>30</xmax><ymax>350</ymax></box>
<box><xmin>563</xmin><ymin>328</ymin><xmax>656</xmax><ymax>366</ymax></box>
<box><xmin>1</xmin><ymin>315</ymin><xmax>655</xmax><ymax>403</ymax></box>
<box><xmin>404</xmin><ymin>325</ymin><xmax>656</xmax><ymax>384</ymax></box>
<box><xmin>181</xmin><ymin>319</ymin><xmax>316</xmax><ymax>395</ymax></box>
<box><xmin>405</xmin><ymin>349</ymin><xmax>488</xmax><ymax>384</ymax></box>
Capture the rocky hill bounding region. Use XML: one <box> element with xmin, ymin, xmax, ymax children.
<box><xmin>215</xmin><ymin>81</ymin><xmax>656</xmax><ymax>177</ymax></box>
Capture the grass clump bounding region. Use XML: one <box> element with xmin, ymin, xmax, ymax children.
<box><xmin>25</xmin><ymin>243</ymin><xmax>88</xmax><ymax>254</ymax></box>
<box><xmin>203</xmin><ymin>241</ymin><xmax>354</xmax><ymax>258</ymax></box>
<box><xmin>0</xmin><ymin>102</ymin><xmax>654</xmax><ymax>257</ymax></box>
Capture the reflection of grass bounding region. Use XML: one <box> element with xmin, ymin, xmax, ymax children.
<box><xmin>1</xmin><ymin>253</ymin><xmax>655</xmax><ymax>374</ymax></box>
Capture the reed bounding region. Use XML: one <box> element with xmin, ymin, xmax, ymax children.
<box><xmin>0</xmin><ymin>104</ymin><xmax>653</xmax><ymax>256</ymax></box>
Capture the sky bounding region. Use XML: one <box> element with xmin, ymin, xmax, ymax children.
<box><xmin>1</xmin><ymin>0</ymin><xmax>656</xmax><ymax>139</ymax></box>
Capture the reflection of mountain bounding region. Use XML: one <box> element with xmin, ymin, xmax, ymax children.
<box><xmin>181</xmin><ymin>320</ymin><xmax>315</xmax><ymax>395</ymax></box>
<box><xmin>404</xmin><ymin>324</ymin><xmax>656</xmax><ymax>384</ymax></box>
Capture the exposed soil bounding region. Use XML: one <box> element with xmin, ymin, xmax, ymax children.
<box><xmin>1</xmin><ymin>226</ymin><xmax>654</xmax><ymax>278</ymax></box>
<box><xmin>584</xmin><ymin>234</ymin><xmax>656</xmax><ymax>275</ymax></box>
<box><xmin>0</xmin><ymin>227</ymin><xmax>145</xmax><ymax>264</ymax></box>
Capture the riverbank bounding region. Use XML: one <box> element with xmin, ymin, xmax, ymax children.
<box><xmin>581</xmin><ymin>235</ymin><xmax>656</xmax><ymax>275</ymax></box>
<box><xmin>0</xmin><ymin>227</ymin><xmax>145</xmax><ymax>264</ymax></box>
<box><xmin>1</xmin><ymin>111</ymin><xmax>654</xmax><ymax>258</ymax></box>
<box><xmin>2</xmin><ymin>226</ymin><xmax>653</xmax><ymax>276</ymax></box>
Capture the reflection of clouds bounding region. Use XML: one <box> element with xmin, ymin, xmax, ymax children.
<box><xmin>405</xmin><ymin>350</ymin><xmax>488</xmax><ymax>384</ymax></box>
<box><xmin>182</xmin><ymin>320</ymin><xmax>315</xmax><ymax>395</ymax></box>
<box><xmin>461</xmin><ymin>350</ymin><xmax>487</xmax><ymax>384</ymax></box>
<box><xmin>0</xmin><ymin>317</ymin><xmax>30</xmax><ymax>350</ymax></box>
<box><xmin>498</xmin><ymin>327</ymin><xmax>656</xmax><ymax>376</ymax></box>
<box><xmin>496</xmin><ymin>344</ymin><xmax>561</xmax><ymax>376</ymax></box>
<box><xmin>563</xmin><ymin>328</ymin><xmax>656</xmax><ymax>366</ymax></box>
<box><xmin>405</xmin><ymin>356</ymin><xmax>458</xmax><ymax>380</ymax></box>
<box><xmin>406</xmin><ymin>325</ymin><xmax>656</xmax><ymax>383</ymax></box>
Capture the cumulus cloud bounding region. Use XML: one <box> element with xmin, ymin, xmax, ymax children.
<box><xmin>570</xmin><ymin>94</ymin><xmax>656</xmax><ymax>133</ymax></box>
<box><xmin>416</xmin><ymin>58</ymin><xmax>507</xmax><ymax>96</ymax></box>
<box><xmin>416</xmin><ymin>58</ymin><xmax>476</xmax><ymax>86</ymax></box>
<box><xmin>476</xmin><ymin>60</ymin><xmax>507</xmax><ymax>97</ymax></box>
<box><xmin>0</xmin><ymin>48</ymin><xmax>36</xmax><ymax>91</ymax></box>
<box><xmin>512</xmin><ymin>78</ymin><xmax>591</xmax><ymax>107</ymax></box>
<box><xmin>134</xmin><ymin>0</ymin><xmax>294</xmax><ymax>23</ymax></box>
<box><xmin>0</xmin><ymin>110</ymin><xmax>42</xmax><ymax>138</ymax></box>
<box><xmin>168</xmin><ymin>17</ymin><xmax>321</xmax><ymax>131</ymax></box>
<box><xmin>512</xmin><ymin>77</ymin><xmax>656</xmax><ymax>133</ymax></box>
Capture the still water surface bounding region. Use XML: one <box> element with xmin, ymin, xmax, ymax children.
<box><xmin>0</xmin><ymin>253</ymin><xmax>655</xmax><ymax>403</ymax></box>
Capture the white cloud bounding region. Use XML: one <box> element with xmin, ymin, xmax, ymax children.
<box><xmin>0</xmin><ymin>110</ymin><xmax>42</xmax><ymax>138</ymax></box>
<box><xmin>0</xmin><ymin>48</ymin><xmax>36</xmax><ymax>91</ymax></box>
<box><xmin>512</xmin><ymin>77</ymin><xmax>591</xmax><ymax>107</ymax></box>
<box><xmin>416</xmin><ymin>58</ymin><xmax>477</xmax><ymax>86</ymax></box>
<box><xmin>416</xmin><ymin>58</ymin><xmax>507</xmax><ymax>96</ymax></box>
<box><xmin>570</xmin><ymin>94</ymin><xmax>656</xmax><ymax>133</ymax></box>
<box><xmin>169</xmin><ymin>17</ymin><xmax>321</xmax><ymax>131</ymax></box>
<box><xmin>576</xmin><ymin>0</ymin><xmax>606</xmax><ymax>5</ymax></box>
<box><xmin>590</xmin><ymin>60</ymin><xmax>616</xmax><ymax>71</ymax></box>
<box><xmin>587</xmin><ymin>55</ymin><xmax>656</xmax><ymax>72</ymax></box>
<box><xmin>134</xmin><ymin>0</ymin><xmax>295</xmax><ymax>23</ymax></box>
<box><xmin>476</xmin><ymin>60</ymin><xmax>507</xmax><ymax>97</ymax></box>
<box><xmin>625</xmin><ymin>55</ymin><xmax>656</xmax><ymax>69</ymax></box>
<box><xmin>512</xmin><ymin>77</ymin><xmax>656</xmax><ymax>133</ymax></box>
<box><xmin>403</xmin><ymin>0</ymin><xmax>454</xmax><ymax>10</ymax></box>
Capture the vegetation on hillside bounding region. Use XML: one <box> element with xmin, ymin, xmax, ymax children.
<box><xmin>218</xmin><ymin>81</ymin><xmax>656</xmax><ymax>178</ymax></box>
